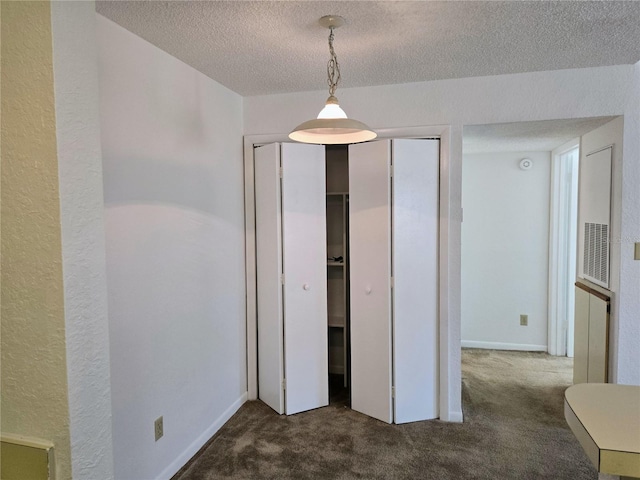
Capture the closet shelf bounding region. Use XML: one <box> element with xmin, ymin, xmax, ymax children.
<box><xmin>327</xmin><ymin>261</ymin><xmax>345</xmax><ymax>267</ymax></box>
<box><xmin>328</xmin><ymin>315</ymin><xmax>345</xmax><ymax>328</ymax></box>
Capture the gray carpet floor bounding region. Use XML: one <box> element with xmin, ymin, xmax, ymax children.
<box><xmin>173</xmin><ymin>349</ymin><xmax>596</xmax><ymax>479</ymax></box>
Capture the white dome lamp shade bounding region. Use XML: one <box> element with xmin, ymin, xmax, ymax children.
<box><xmin>289</xmin><ymin>16</ymin><xmax>376</xmax><ymax>145</ymax></box>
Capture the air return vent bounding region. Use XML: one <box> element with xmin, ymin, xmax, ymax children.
<box><xmin>583</xmin><ymin>222</ymin><xmax>609</xmax><ymax>286</ymax></box>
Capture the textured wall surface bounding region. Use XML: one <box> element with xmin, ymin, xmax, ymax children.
<box><xmin>50</xmin><ymin>2</ymin><xmax>115</xmax><ymax>478</ymax></box>
<box><xmin>97</xmin><ymin>15</ymin><xmax>246</xmax><ymax>480</ymax></box>
<box><xmin>244</xmin><ymin>64</ymin><xmax>639</xmax><ymax>418</ymax></box>
<box><xmin>0</xmin><ymin>2</ymin><xmax>72</xmax><ymax>479</ymax></box>
<box><xmin>462</xmin><ymin>151</ymin><xmax>551</xmax><ymax>351</ymax></box>
<box><xmin>617</xmin><ymin>61</ymin><xmax>640</xmax><ymax>386</ymax></box>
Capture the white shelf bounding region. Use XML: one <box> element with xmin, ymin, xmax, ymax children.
<box><xmin>327</xmin><ymin>261</ymin><xmax>345</xmax><ymax>267</ymax></box>
<box><xmin>328</xmin><ymin>315</ymin><xmax>345</xmax><ymax>328</ymax></box>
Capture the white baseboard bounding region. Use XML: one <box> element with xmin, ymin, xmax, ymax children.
<box><xmin>158</xmin><ymin>392</ymin><xmax>248</xmax><ymax>480</ymax></box>
<box><xmin>461</xmin><ymin>340</ymin><xmax>547</xmax><ymax>352</ymax></box>
<box><xmin>441</xmin><ymin>409</ymin><xmax>464</xmax><ymax>423</ymax></box>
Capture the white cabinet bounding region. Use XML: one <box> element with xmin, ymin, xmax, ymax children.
<box><xmin>349</xmin><ymin>139</ymin><xmax>439</xmax><ymax>424</ymax></box>
<box><xmin>255</xmin><ymin>143</ymin><xmax>329</xmax><ymax>415</ymax></box>
<box><xmin>573</xmin><ymin>282</ymin><xmax>610</xmax><ymax>384</ymax></box>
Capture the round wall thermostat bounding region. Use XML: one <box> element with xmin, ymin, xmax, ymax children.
<box><xmin>519</xmin><ymin>158</ymin><xmax>533</xmax><ymax>170</ymax></box>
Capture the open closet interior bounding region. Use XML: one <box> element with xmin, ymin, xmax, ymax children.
<box><xmin>325</xmin><ymin>145</ymin><xmax>350</xmax><ymax>404</ymax></box>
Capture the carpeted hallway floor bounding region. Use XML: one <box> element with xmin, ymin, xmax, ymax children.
<box><xmin>173</xmin><ymin>349</ymin><xmax>596</xmax><ymax>479</ymax></box>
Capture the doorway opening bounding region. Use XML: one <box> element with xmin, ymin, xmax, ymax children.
<box><xmin>459</xmin><ymin>119</ymin><xmax>605</xmax><ymax>438</ymax></box>
<box><xmin>461</xmin><ymin>117</ymin><xmax>614</xmax><ymax>361</ymax></box>
<box><xmin>549</xmin><ymin>142</ymin><xmax>580</xmax><ymax>357</ymax></box>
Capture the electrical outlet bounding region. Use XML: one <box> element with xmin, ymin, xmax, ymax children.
<box><xmin>154</xmin><ymin>416</ymin><xmax>163</xmax><ymax>441</ymax></box>
<box><xmin>520</xmin><ymin>314</ymin><xmax>528</xmax><ymax>326</ymax></box>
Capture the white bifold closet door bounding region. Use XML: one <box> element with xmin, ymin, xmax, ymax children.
<box><xmin>255</xmin><ymin>142</ymin><xmax>329</xmax><ymax>415</ymax></box>
<box><xmin>349</xmin><ymin>139</ymin><xmax>439</xmax><ymax>424</ymax></box>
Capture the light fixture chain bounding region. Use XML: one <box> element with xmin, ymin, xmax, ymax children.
<box><xmin>327</xmin><ymin>27</ymin><xmax>341</xmax><ymax>96</ymax></box>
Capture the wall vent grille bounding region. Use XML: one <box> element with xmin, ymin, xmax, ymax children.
<box><xmin>583</xmin><ymin>222</ymin><xmax>609</xmax><ymax>286</ymax></box>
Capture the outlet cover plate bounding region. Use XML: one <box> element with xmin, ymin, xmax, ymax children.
<box><xmin>154</xmin><ymin>416</ymin><xmax>163</xmax><ymax>441</ymax></box>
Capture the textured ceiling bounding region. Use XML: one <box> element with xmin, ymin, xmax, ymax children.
<box><xmin>96</xmin><ymin>1</ymin><xmax>640</xmax><ymax>97</ymax></box>
<box><xmin>463</xmin><ymin>117</ymin><xmax>617</xmax><ymax>153</ymax></box>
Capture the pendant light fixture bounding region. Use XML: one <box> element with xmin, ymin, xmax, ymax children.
<box><xmin>289</xmin><ymin>15</ymin><xmax>377</xmax><ymax>145</ymax></box>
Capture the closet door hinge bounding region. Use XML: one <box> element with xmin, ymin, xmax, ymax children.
<box><xmin>280</xmin><ymin>274</ymin><xmax>285</xmax><ymax>285</ymax></box>
<box><xmin>279</xmin><ymin>166</ymin><xmax>283</xmax><ymax>179</ymax></box>
<box><xmin>392</xmin><ymin>386</ymin><xmax>395</xmax><ymax>398</ymax></box>
<box><xmin>282</xmin><ymin>378</ymin><xmax>286</xmax><ymax>390</ymax></box>
<box><xmin>390</xmin><ymin>165</ymin><xmax>394</xmax><ymax>178</ymax></box>
<box><xmin>390</xmin><ymin>277</ymin><xmax>394</xmax><ymax>289</ymax></box>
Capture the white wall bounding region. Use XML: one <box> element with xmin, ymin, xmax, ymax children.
<box><xmin>244</xmin><ymin>66</ymin><xmax>633</xmax><ymax>134</ymax></box>
<box><xmin>616</xmin><ymin>61</ymin><xmax>640</xmax><ymax>386</ymax></box>
<box><xmin>462</xmin><ymin>151</ymin><xmax>551</xmax><ymax>351</ymax></box>
<box><xmin>244</xmin><ymin>64</ymin><xmax>640</xmax><ymax>418</ymax></box>
<box><xmin>51</xmin><ymin>3</ymin><xmax>114</xmax><ymax>478</ymax></box>
<box><xmin>97</xmin><ymin>16</ymin><xmax>246</xmax><ymax>480</ymax></box>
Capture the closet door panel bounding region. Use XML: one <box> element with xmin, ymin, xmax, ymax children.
<box><xmin>255</xmin><ymin>143</ymin><xmax>285</xmax><ymax>414</ymax></box>
<box><xmin>349</xmin><ymin>140</ymin><xmax>393</xmax><ymax>424</ymax></box>
<box><xmin>281</xmin><ymin>143</ymin><xmax>329</xmax><ymax>415</ymax></box>
<box><xmin>392</xmin><ymin>139</ymin><xmax>439</xmax><ymax>423</ymax></box>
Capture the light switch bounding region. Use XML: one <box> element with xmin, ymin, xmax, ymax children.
<box><xmin>635</xmin><ymin>242</ymin><xmax>640</xmax><ymax>261</ymax></box>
